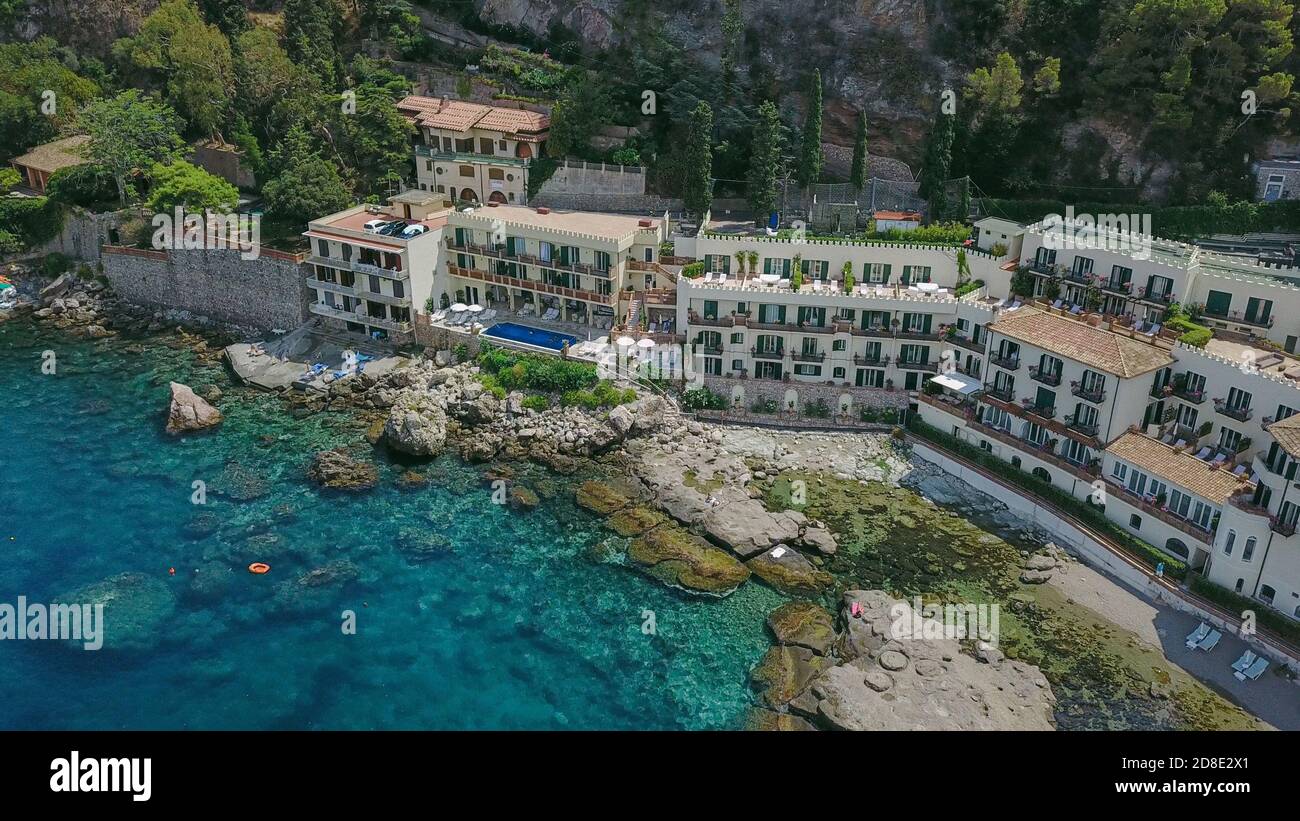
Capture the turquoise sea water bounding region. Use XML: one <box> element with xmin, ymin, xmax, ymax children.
<box><xmin>0</xmin><ymin>319</ymin><xmax>782</xmax><ymax>729</ymax></box>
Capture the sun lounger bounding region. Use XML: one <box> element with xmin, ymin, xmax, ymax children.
<box><xmin>1186</xmin><ymin>622</ymin><xmax>1210</xmax><ymax>649</ymax></box>
<box><xmin>1212</xmin><ymin>452</ymin><xmax>1228</xmax><ymax>466</ymax></box>
<box><xmin>1174</xmin><ymin>439</ymin><xmax>1187</xmax><ymax>449</ymax></box>
<box><xmin>1196</xmin><ymin>629</ymin><xmax>1222</xmax><ymax>652</ymax></box>
<box><xmin>1052</xmin><ymin>299</ymin><xmax>1063</xmax><ymax>309</ymax></box>
<box><xmin>1194</xmin><ymin>446</ymin><xmax>1212</xmax><ymax>460</ymax></box>
<box><xmin>1070</xmin><ymin>305</ymin><xmax>1082</xmax><ymax>315</ymax></box>
<box><xmin>431</xmin><ymin>310</ymin><xmax>446</xmax><ymax>321</ymax></box>
<box><xmin>1161</xmin><ymin>433</ymin><xmax>1175</xmax><ymax>444</ymax></box>
<box><xmin>1233</xmin><ymin>464</ymin><xmax>1248</xmax><ymax>477</ymax></box>
<box><xmin>1146</xmin><ymin>323</ymin><xmax>1161</xmax><ymax>336</ymax></box>
<box><xmin>1234</xmin><ymin>657</ymin><xmax>1269</xmax><ymax>681</ymax></box>
<box><xmin>703</xmin><ymin>272</ymin><xmax>714</xmax><ymax>283</ymax></box>
<box><xmin>1132</xmin><ymin>320</ymin><xmax>1146</xmax><ymax>333</ymax></box>
<box><xmin>1231</xmin><ymin>650</ymin><xmax>1257</xmax><ymax>673</ymax></box>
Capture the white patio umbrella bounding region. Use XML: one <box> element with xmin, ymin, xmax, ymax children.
<box><xmin>636</xmin><ymin>338</ymin><xmax>656</xmax><ymax>349</ymax></box>
<box><xmin>450</xmin><ymin>303</ymin><xmax>468</xmax><ymax>312</ymax></box>
<box><xmin>615</xmin><ymin>336</ymin><xmax>636</xmax><ymax>347</ymax></box>
<box><xmin>466</xmin><ymin>304</ymin><xmax>484</xmax><ymax>313</ymax></box>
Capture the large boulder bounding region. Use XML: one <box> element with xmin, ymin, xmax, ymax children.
<box><xmin>574</xmin><ymin>480</ymin><xmax>630</xmax><ymax>515</ymax></box>
<box><xmin>766</xmin><ymin>601</ymin><xmax>837</xmax><ymax>655</ymax></box>
<box><xmin>629</xmin><ymin>395</ymin><xmax>669</xmax><ymax>435</ymax></box>
<box><xmin>40</xmin><ymin>272</ymin><xmax>74</xmax><ymax>303</ymax></box>
<box><xmin>627</xmin><ymin>524</ymin><xmax>750</xmax><ymax>596</ymax></box>
<box><xmin>382</xmin><ymin>395</ymin><xmax>447</xmax><ymax>456</ymax></box>
<box><xmin>750</xmin><ymin>644</ymin><xmax>834</xmax><ymax>708</ymax></box>
<box><xmin>165</xmin><ymin>381</ymin><xmax>223</xmax><ymax>435</ymax></box>
<box><xmin>700</xmin><ymin>498</ymin><xmax>802</xmax><ymax>557</ymax></box>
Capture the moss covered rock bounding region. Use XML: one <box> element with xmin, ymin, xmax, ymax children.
<box><xmin>606</xmin><ymin>505</ymin><xmax>666</xmax><ymax>537</ymax></box>
<box><xmin>627</xmin><ymin>524</ymin><xmax>750</xmax><ymax>596</ymax></box>
<box><xmin>766</xmin><ymin>601</ymin><xmax>837</xmax><ymax>655</ymax></box>
<box><xmin>575</xmin><ymin>480</ymin><xmax>629</xmax><ymax>515</ymax></box>
<box><xmin>746</xmin><ymin>546</ymin><xmax>833</xmax><ymax>596</ymax></box>
<box><xmin>749</xmin><ymin>644</ymin><xmax>833</xmax><ymax>708</ymax></box>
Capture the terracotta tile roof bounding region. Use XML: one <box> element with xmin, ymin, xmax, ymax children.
<box><xmin>396</xmin><ymin>96</ymin><xmax>549</xmax><ymax>138</ymax></box>
<box><xmin>990</xmin><ymin>308</ymin><xmax>1174</xmax><ymax>378</ymax></box>
<box><xmin>874</xmin><ymin>210</ymin><xmax>921</xmax><ymax>221</ymax></box>
<box><xmin>1268</xmin><ymin>413</ymin><xmax>1300</xmax><ymax>457</ymax></box>
<box><xmin>1106</xmin><ymin>431</ymin><xmax>1251</xmax><ymax>504</ymax></box>
<box><xmin>10</xmin><ymin>135</ymin><xmax>90</xmax><ymax>173</ymax></box>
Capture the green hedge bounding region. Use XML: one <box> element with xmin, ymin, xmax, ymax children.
<box><xmin>477</xmin><ymin>344</ymin><xmax>598</xmax><ymax>392</ymax></box>
<box><xmin>955</xmin><ymin>279</ymin><xmax>985</xmax><ymax>298</ymax></box>
<box><xmin>1189</xmin><ymin>574</ymin><xmax>1300</xmax><ymax>649</ymax></box>
<box><xmin>908</xmin><ymin>418</ymin><xmax>1188</xmax><ymax>579</ymax></box>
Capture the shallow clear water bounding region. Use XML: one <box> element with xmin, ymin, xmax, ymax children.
<box><xmin>0</xmin><ymin>320</ymin><xmax>780</xmax><ymax>729</ymax></box>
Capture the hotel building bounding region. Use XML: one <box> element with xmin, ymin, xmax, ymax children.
<box><xmin>397</xmin><ymin>96</ymin><xmax>548</xmax><ymax>206</ymax></box>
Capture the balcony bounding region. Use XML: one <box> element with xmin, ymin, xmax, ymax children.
<box><xmin>1065</xmin><ymin>415</ymin><xmax>1100</xmax><ymax>437</ymax></box>
<box><xmin>307</xmin><ymin>275</ymin><xmax>354</xmax><ymax>298</ymax></box>
<box><xmin>751</xmin><ymin>347</ymin><xmax>785</xmax><ymax>360</ymax></box>
<box><xmin>1102</xmin><ymin>279</ymin><xmax>1133</xmax><ymax>295</ymax></box>
<box><xmin>853</xmin><ymin>353</ymin><xmax>890</xmax><ymax>366</ymax></box>
<box><xmin>309</xmin><ymin>302</ymin><xmax>411</xmax><ymax>333</ymax></box>
<box><xmin>1064</xmin><ymin>268</ymin><xmax>1092</xmax><ymax>284</ymax></box>
<box><xmin>1071</xmin><ymin>382</ymin><xmax>1106</xmax><ymax>404</ymax></box>
<box><xmin>1229</xmin><ymin>491</ymin><xmax>1271</xmax><ymax>519</ymax></box>
<box><xmin>898</xmin><ymin>329</ymin><xmax>943</xmax><ymax>341</ymax></box>
<box><xmin>1255</xmin><ymin>449</ymin><xmax>1288</xmax><ymax>476</ymax></box>
<box><xmin>984</xmin><ymin>384</ymin><xmax>1015</xmax><ymax>403</ymax></box>
<box><xmin>852</xmin><ymin>324</ymin><xmax>893</xmax><ymax>338</ymax></box>
<box><xmin>1270</xmin><ymin>517</ymin><xmax>1297</xmax><ymax>537</ymax></box>
<box><xmin>1172</xmin><ymin>384</ymin><xmax>1206</xmax><ymax>404</ymax></box>
<box><xmin>968</xmin><ymin>417</ymin><xmax>1101</xmax><ymax>482</ymax></box>
<box><xmin>1028</xmin><ymin>365</ymin><xmax>1062</xmax><ymax>387</ymax></box>
<box><xmin>1114</xmin><ymin>483</ymin><xmax>1215</xmax><ymax>543</ymax></box>
<box><xmin>990</xmin><ymin>353</ymin><xmax>1020</xmax><ymax>371</ymax></box>
<box><xmin>1214</xmin><ymin>400</ymin><xmax>1253</xmax><ymax>422</ymax></box>
<box><xmin>947</xmin><ymin>334</ymin><xmax>985</xmax><ymax>354</ymax></box>
<box><xmin>1202</xmin><ymin>308</ymin><xmax>1274</xmax><ymax>329</ymax></box>
<box><xmin>792</xmin><ymin>351</ymin><xmax>826</xmax><ymax>363</ymax></box>
<box><xmin>448</xmin><ymin>263</ymin><xmax>614</xmax><ymax>306</ymax></box>
<box><xmin>1137</xmin><ymin>287</ymin><xmax>1173</xmax><ymax>305</ymax></box>
<box><xmin>415</xmin><ymin>144</ymin><xmax>530</xmax><ymax>168</ymax></box>
<box><xmin>896</xmin><ymin>359</ymin><xmax>937</xmax><ymax>372</ymax></box>
<box><xmin>688</xmin><ymin>313</ymin><xmax>733</xmax><ymax>328</ymax></box>
<box><xmin>1023</xmin><ymin>402</ymin><xmax>1057</xmax><ymax>421</ymax></box>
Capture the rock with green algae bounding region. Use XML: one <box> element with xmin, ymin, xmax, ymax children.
<box><xmin>749</xmin><ymin>644</ymin><xmax>834</xmax><ymax>708</ymax></box>
<box><xmin>605</xmin><ymin>505</ymin><xmax>666</xmax><ymax>537</ymax></box>
<box><xmin>396</xmin><ymin>470</ymin><xmax>428</xmax><ymax>489</ymax></box>
<box><xmin>627</xmin><ymin>524</ymin><xmax>750</xmax><ymax>596</ymax></box>
<box><xmin>574</xmin><ymin>480</ymin><xmax>629</xmax><ymax>515</ymax></box>
<box><xmin>766</xmin><ymin>601</ymin><xmax>837</xmax><ymax>655</ymax></box>
<box><xmin>508</xmin><ymin>485</ymin><xmax>539</xmax><ymax>511</ymax></box>
<box><xmin>746</xmin><ymin>546</ymin><xmax>833</xmax><ymax>596</ymax></box>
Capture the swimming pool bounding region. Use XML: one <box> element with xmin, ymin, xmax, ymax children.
<box><xmin>482</xmin><ymin>322</ymin><xmax>580</xmax><ymax>351</ymax></box>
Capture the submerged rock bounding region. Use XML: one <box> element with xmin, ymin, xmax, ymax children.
<box><xmin>165</xmin><ymin>381</ymin><xmax>222</xmax><ymax>435</ymax></box>
<box><xmin>627</xmin><ymin>524</ymin><xmax>750</xmax><ymax>596</ymax></box>
<box><xmin>750</xmin><ymin>644</ymin><xmax>833</xmax><ymax>708</ymax></box>
<box><xmin>58</xmin><ymin>572</ymin><xmax>177</xmax><ymax>651</ymax></box>
<box><xmin>574</xmin><ymin>481</ymin><xmax>629</xmax><ymax>515</ymax></box>
<box><xmin>307</xmin><ymin>449</ymin><xmax>378</xmax><ymax>491</ymax></box>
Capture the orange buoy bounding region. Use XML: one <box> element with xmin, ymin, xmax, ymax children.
<box><xmin>248</xmin><ymin>562</ymin><xmax>271</xmax><ymax>575</ymax></box>
<box><xmin>168</xmin><ymin>567</ymin><xmax>176</xmax><ymax>576</ymax></box>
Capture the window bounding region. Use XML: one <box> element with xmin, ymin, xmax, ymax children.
<box><xmin>731</xmin><ymin>359</ymin><xmax>744</xmax><ymax>371</ymax></box>
<box><xmin>863</xmin><ymin>263</ymin><xmax>891</xmax><ymax>283</ymax></box>
<box><xmin>1034</xmin><ymin>247</ymin><xmax>1056</xmax><ymax>267</ymax></box>
<box><xmin>1223</xmin><ymin>530</ymin><xmax>1236</xmax><ymax>556</ymax></box>
<box><xmin>1130</xmin><ymin>515</ymin><xmax>1141</xmax><ymax>529</ymax></box>
<box><xmin>1260</xmin><ymin>585</ymin><xmax>1276</xmax><ymax>605</ymax></box>
<box><xmin>1235</xmin><ymin>578</ymin><xmax>1244</xmax><ymax>593</ymax></box>
<box><xmin>1011</xmin><ymin>456</ymin><xmax>1022</xmax><ymax>468</ymax></box>
<box><xmin>1243</xmin><ymin>536</ymin><xmax>1257</xmax><ymax>562</ymax></box>
<box><xmin>833</xmin><ymin>367</ymin><xmax>845</xmax><ymax>379</ymax></box>
<box><xmin>730</xmin><ymin>332</ymin><xmax>743</xmax><ymax>344</ymax></box>
<box><xmin>489</xmin><ymin>168</ymin><xmax>504</xmax><ymax>180</ymax></box>
<box><xmin>832</xmin><ymin>339</ymin><xmax>846</xmax><ymax>351</ymax></box>
<box><xmin>703</xmin><ymin>300</ymin><xmax>718</xmax><ymax>320</ymax></box>
<box><xmin>458</xmin><ymin>165</ymin><xmax>475</xmax><ymax>177</ymax></box>
<box><xmin>703</xmin><ymin>358</ymin><xmax>722</xmax><ymax>376</ymax></box>
<box><xmin>1111</xmin><ymin>462</ymin><xmax>1128</xmax><ymax>482</ymax></box>
<box><xmin>793</xmin><ymin>364</ymin><xmax>822</xmax><ymax>376</ymax></box>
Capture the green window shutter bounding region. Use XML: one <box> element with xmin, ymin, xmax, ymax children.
<box><xmin>882</xmin><ymin>264</ymin><xmax>892</xmax><ymax>283</ymax></box>
<box><xmin>763</xmin><ymin>258</ymin><xmax>772</xmax><ymax>275</ymax></box>
<box><xmin>777</xmin><ymin>305</ymin><xmax>787</xmax><ymax>324</ymax></box>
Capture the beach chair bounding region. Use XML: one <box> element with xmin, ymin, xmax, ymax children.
<box><xmin>1233</xmin><ymin>464</ymin><xmax>1249</xmax><ymax>477</ymax></box>
<box><xmin>1235</xmin><ymin>657</ymin><xmax>1269</xmax><ymax>681</ymax></box>
<box><xmin>1070</xmin><ymin>304</ymin><xmax>1083</xmax><ymax>315</ymax></box>
<box><xmin>1185</xmin><ymin>622</ymin><xmax>1210</xmax><ymax>649</ymax></box>
<box><xmin>1212</xmin><ymin>452</ymin><xmax>1228</xmax><ymax>466</ymax></box>
<box><xmin>702</xmin><ymin>272</ymin><xmax>714</xmax><ymax>283</ymax></box>
<box><xmin>431</xmin><ymin>310</ymin><xmax>446</xmax><ymax>321</ymax></box>
<box><xmin>1174</xmin><ymin>438</ymin><xmax>1187</xmax><ymax>449</ymax></box>
<box><xmin>1052</xmin><ymin>299</ymin><xmax>1063</xmax><ymax>309</ymax></box>
<box><xmin>1147</xmin><ymin>323</ymin><xmax>1161</xmax><ymax>336</ymax></box>
<box><xmin>1010</xmin><ymin>301</ymin><xmax>1022</xmax><ymax>309</ymax></box>
<box><xmin>1194</xmin><ymin>446</ymin><xmax>1212</xmax><ymax>460</ymax></box>
<box><xmin>1231</xmin><ymin>650</ymin><xmax>1257</xmax><ymax>674</ymax></box>
<box><xmin>1161</xmin><ymin>432</ymin><xmax>1175</xmax><ymax>444</ymax></box>
<box><xmin>1196</xmin><ymin>629</ymin><xmax>1222</xmax><ymax>652</ymax></box>
<box><xmin>1132</xmin><ymin>319</ymin><xmax>1146</xmax><ymax>333</ymax></box>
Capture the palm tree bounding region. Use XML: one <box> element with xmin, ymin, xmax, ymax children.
<box><xmin>735</xmin><ymin>250</ymin><xmax>747</xmax><ymax>276</ymax></box>
<box><xmin>746</xmin><ymin>250</ymin><xmax>759</xmax><ymax>274</ymax></box>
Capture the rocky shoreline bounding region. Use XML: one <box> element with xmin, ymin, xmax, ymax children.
<box><xmin>6</xmin><ymin>265</ymin><xmax>1063</xmax><ymax>730</ymax></box>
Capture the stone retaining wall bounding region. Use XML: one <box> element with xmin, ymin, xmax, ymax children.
<box><xmin>700</xmin><ymin>375</ymin><xmax>910</xmax><ymax>419</ymax></box>
<box><xmin>101</xmin><ymin>245</ymin><xmax>307</xmax><ymax>332</ymax></box>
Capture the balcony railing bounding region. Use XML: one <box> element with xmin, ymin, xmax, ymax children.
<box><xmin>1214</xmin><ymin>401</ymin><xmax>1253</xmax><ymax>422</ymax></box>
<box><xmin>792</xmin><ymin>350</ymin><xmax>826</xmax><ymax>363</ymax></box>
<box><xmin>990</xmin><ymin>353</ymin><xmax>1020</xmax><ymax>370</ymax></box>
<box><xmin>984</xmin><ymin>384</ymin><xmax>1015</xmax><ymax>402</ymax></box>
<box><xmin>1270</xmin><ymin>517</ymin><xmax>1297</xmax><ymax>537</ymax></box>
<box><xmin>896</xmin><ymin>359</ymin><xmax>937</xmax><ymax>372</ymax></box>
<box><xmin>1138</xmin><ymin>287</ymin><xmax>1173</xmax><ymax>304</ymax></box>
<box><xmin>1065</xmin><ymin>415</ymin><xmax>1100</xmax><ymax>437</ymax></box>
<box><xmin>1202</xmin><ymin>308</ymin><xmax>1275</xmax><ymax>328</ymax></box>
<box><xmin>947</xmin><ymin>334</ymin><xmax>985</xmax><ymax>354</ymax></box>
<box><xmin>750</xmin><ymin>347</ymin><xmax>784</xmax><ymax>360</ymax></box>
<box><xmin>1029</xmin><ymin>365</ymin><xmax>1062</xmax><ymax>386</ymax></box>
<box><xmin>415</xmin><ymin>144</ymin><xmax>530</xmax><ymax>168</ymax></box>
<box><xmin>1172</xmin><ymin>385</ymin><xmax>1206</xmax><ymax>404</ymax></box>
<box><xmin>1071</xmin><ymin>383</ymin><xmax>1106</xmax><ymax>403</ymax></box>
<box><xmin>309</xmin><ymin>302</ymin><xmax>411</xmax><ymax>333</ymax></box>
<box><xmin>1102</xmin><ymin>279</ymin><xmax>1132</xmax><ymax>295</ymax></box>
<box><xmin>853</xmin><ymin>353</ymin><xmax>890</xmax><ymax>366</ymax></box>
<box><xmin>1023</xmin><ymin>403</ymin><xmax>1057</xmax><ymax>421</ymax></box>
<box><xmin>1229</xmin><ymin>491</ymin><xmax>1271</xmax><ymax>519</ymax></box>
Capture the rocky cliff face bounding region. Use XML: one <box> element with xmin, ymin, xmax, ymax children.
<box><xmin>14</xmin><ymin>0</ymin><xmax>164</xmax><ymax>57</ymax></box>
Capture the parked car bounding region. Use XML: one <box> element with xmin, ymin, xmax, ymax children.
<box><xmin>363</xmin><ymin>219</ymin><xmax>392</xmax><ymax>233</ymax></box>
<box><xmin>376</xmin><ymin>221</ymin><xmax>411</xmax><ymax>236</ymax></box>
<box><xmin>400</xmin><ymin>223</ymin><xmax>429</xmax><ymax>238</ymax></box>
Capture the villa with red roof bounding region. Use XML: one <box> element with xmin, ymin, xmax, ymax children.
<box><xmin>397</xmin><ymin>96</ymin><xmax>549</xmax><ymax>207</ymax></box>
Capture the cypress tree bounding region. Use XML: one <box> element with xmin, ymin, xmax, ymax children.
<box><xmin>796</xmin><ymin>68</ymin><xmax>823</xmax><ymax>188</ymax></box>
<box><xmin>747</xmin><ymin>100</ymin><xmax>783</xmax><ymax>226</ymax></box>
<box><xmin>850</xmin><ymin>110</ymin><xmax>869</xmax><ymax>191</ymax></box>
<box><xmin>684</xmin><ymin>101</ymin><xmax>714</xmax><ymax>218</ymax></box>
<box><xmin>918</xmin><ymin>107</ymin><xmax>954</xmax><ymax>222</ymax></box>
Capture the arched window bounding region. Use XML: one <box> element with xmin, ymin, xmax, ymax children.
<box><xmin>1235</xmin><ymin>578</ymin><xmax>1244</xmax><ymax>593</ymax></box>
<box><xmin>1260</xmin><ymin>585</ymin><xmax>1276</xmax><ymax>605</ymax></box>
<box><xmin>1031</xmin><ymin>467</ymin><xmax>1050</xmax><ymax>483</ymax></box>
<box><xmin>1243</xmin><ymin>536</ymin><xmax>1257</xmax><ymax>562</ymax></box>
<box><xmin>1223</xmin><ymin>530</ymin><xmax>1236</xmax><ymax>556</ymax></box>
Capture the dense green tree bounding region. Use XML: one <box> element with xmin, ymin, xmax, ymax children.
<box><xmin>262</xmin><ymin>125</ymin><xmax>351</xmax><ymax>224</ymax></box>
<box><xmin>746</xmin><ymin>100</ymin><xmax>783</xmax><ymax>225</ymax></box>
<box><xmin>796</xmin><ymin>69</ymin><xmax>823</xmax><ymax>188</ymax></box>
<box><xmin>359</xmin><ymin>0</ymin><xmax>424</xmax><ymax>57</ymax></box>
<box><xmin>0</xmin><ymin>39</ymin><xmax>99</xmax><ymax>162</ymax></box>
<box><xmin>850</xmin><ymin>111</ymin><xmax>869</xmax><ymax>190</ymax></box>
<box><xmin>282</xmin><ymin>0</ymin><xmax>343</xmax><ymax>91</ymax></box>
<box><xmin>234</xmin><ymin>26</ymin><xmax>320</xmax><ymax>150</ymax></box>
<box><xmin>918</xmin><ymin>106</ymin><xmax>955</xmax><ymax>221</ymax></box>
<box><xmin>684</xmin><ymin>101</ymin><xmax>714</xmax><ymax>218</ymax></box>
<box><xmin>199</xmin><ymin>0</ymin><xmax>250</xmax><ymax>38</ymax></box>
<box><xmin>146</xmin><ymin>159</ymin><xmax>240</xmax><ymax>213</ymax></box>
<box><xmin>46</xmin><ymin>162</ymin><xmax>119</xmax><ymax>207</ymax></box>
<box><xmin>546</xmin><ymin>73</ymin><xmax>611</xmax><ymax>159</ymax></box>
<box><xmin>720</xmin><ymin>0</ymin><xmax>744</xmax><ymax>90</ymax></box>
<box><xmin>330</xmin><ymin>81</ymin><xmax>413</xmax><ymax>196</ymax></box>
<box><xmin>79</xmin><ymin>90</ymin><xmax>187</xmax><ymax>206</ymax></box>
<box><xmin>115</xmin><ymin>0</ymin><xmax>234</xmax><ymax>140</ymax></box>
